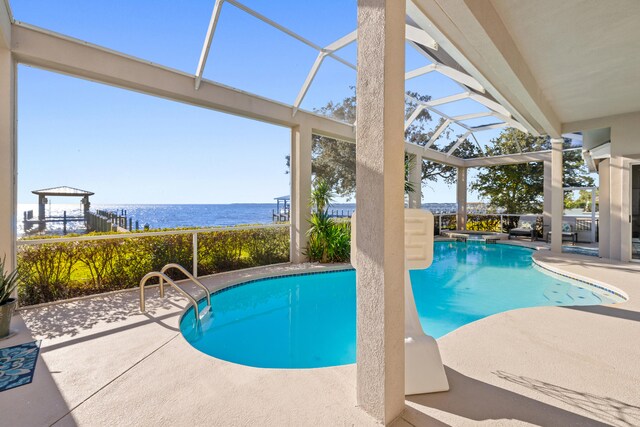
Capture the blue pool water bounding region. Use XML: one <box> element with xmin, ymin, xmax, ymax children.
<box><xmin>180</xmin><ymin>242</ymin><xmax>623</xmax><ymax>369</ymax></box>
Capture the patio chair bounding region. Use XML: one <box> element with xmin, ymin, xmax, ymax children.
<box><xmin>546</xmin><ymin>222</ymin><xmax>578</xmax><ymax>245</ymax></box>
<box><xmin>508</xmin><ymin>216</ymin><xmax>537</xmax><ymax>241</ymax></box>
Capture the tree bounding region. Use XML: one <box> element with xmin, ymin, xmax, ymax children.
<box><xmin>296</xmin><ymin>90</ymin><xmax>480</xmax><ymax>199</ymax></box>
<box><xmin>565</xmin><ymin>189</ymin><xmax>597</xmax><ymax>211</ymax></box>
<box><xmin>470</xmin><ymin>128</ymin><xmax>594</xmax><ymax>213</ymax></box>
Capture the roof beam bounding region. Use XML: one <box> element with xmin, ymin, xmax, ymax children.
<box><xmin>470</xmin><ymin>122</ymin><xmax>506</xmax><ymax>132</ymax></box>
<box><xmin>447</xmin><ymin>131</ymin><xmax>471</xmax><ymax>156</ymax></box>
<box><xmin>433</xmin><ymin>63</ymin><xmax>485</xmax><ymax>92</ymax></box>
<box><xmin>464</xmin><ymin>151</ymin><xmax>552</xmax><ymax>167</ymax></box>
<box><xmin>425</xmin><ymin>92</ymin><xmax>469</xmax><ymax>107</ymax></box>
<box><xmin>468</xmin><ymin>93</ymin><xmax>511</xmax><ymax>117</ymax></box>
<box><xmin>292</xmin><ymin>30</ymin><xmax>357</xmax><ymax>114</ymax></box>
<box><xmin>195</xmin><ymin>0</ymin><xmax>224</xmax><ymax>90</ymax></box>
<box><xmin>292</xmin><ymin>52</ymin><xmax>326</xmax><ymax>115</ymax></box>
<box><xmin>471</xmin><ymin>133</ymin><xmax>484</xmax><ymax>156</ymax></box>
<box><xmin>11</xmin><ymin>22</ymin><xmax>355</xmax><ymax>143</ymax></box>
<box><xmin>405</xmin><ymin>24</ymin><xmax>438</xmax><ymax>50</ymax></box>
<box><xmin>408</xmin><ymin>0</ymin><xmax>560</xmax><ymax>136</ymax></box>
<box><xmin>406</xmin><ymin>62</ymin><xmax>485</xmax><ymax>93</ymax></box>
<box><xmin>323</xmin><ymin>30</ymin><xmax>357</xmax><ymax>53</ymax></box>
<box><xmin>425</xmin><ymin>119</ymin><xmax>451</xmax><ymax>148</ymax></box>
<box><xmin>225</xmin><ymin>0</ymin><xmax>355</xmax><ymax>70</ymax></box>
<box><xmin>405</xmin><ymin>63</ymin><xmax>436</xmax><ymax>80</ymax></box>
<box><xmin>404</xmin><ymin>104</ymin><xmax>425</xmax><ymax>131</ymax></box>
<box><xmin>491</xmin><ymin>111</ymin><xmax>528</xmax><ymax>133</ymax></box>
<box><xmin>405</xmin><ymin>142</ymin><xmax>465</xmax><ymax>167</ymax></box>
<box><xmin>452</xmin><ymin>111</ymin><xmax>492</xmax><ymax>121</ymax></box>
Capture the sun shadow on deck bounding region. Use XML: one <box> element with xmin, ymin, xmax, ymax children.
<box><xmin>19</xmin><ymin>286</ymin><xmax>199</xmax><ymax>341</ymax></box>
<box><xmin>563</xmin><ymin>305</ymin><xmax>640</xmax><ymax>323</ymax></box>
<box><xmin>405</xmin><ymin>367</ymin><xmax>617</xmax><ymax>426</ymax></box>
<box><xmin>494</xmin><ymin>370</ymin><xmax>640</xmax><ymax>426</ymax></box>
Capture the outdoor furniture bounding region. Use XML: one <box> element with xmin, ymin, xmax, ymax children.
<box><xmin>508</xmin><ymin>216</ymin><xmax>537</xmax><ymax>241</ymax></box>
<box><xmin>547</xmin><ymin>222</ymin><xmax>578</xmax><ymax>245</ymax></box>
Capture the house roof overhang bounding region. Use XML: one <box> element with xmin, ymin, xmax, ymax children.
<box><xmin>408</xmin><ymin>0</ymin><xmax>640</xmax><ymax>139</ymax></box>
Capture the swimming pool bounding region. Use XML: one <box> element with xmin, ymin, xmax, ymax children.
<box><xmin>180</xmin><ymin>242</ymin><xmax>623</xmax><ymax>369</ymax></box>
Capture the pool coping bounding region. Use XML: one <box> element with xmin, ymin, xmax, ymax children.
<box><xmin>178</xmin><ymin>241</ymin><xmax>629</xmax><ymax>368</ymax></box>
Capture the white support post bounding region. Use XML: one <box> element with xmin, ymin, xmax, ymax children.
<box><xmin>550</xmin><ymin>138</ymin><xmax>564</xmax><ymax>253</ymax></box>
<box><xmin>456</xmin><ymin>167</ymin><xmax>467</xmax><ymax>230</ymax></box>
<box><xmin>408</xmin><ymin>155</ymin><xmax>422</xmax><ymax>208</ymax></box>
<box><xmin>609</xmin><ymin>156</ymin><xmax>624</xmax><ymax>261</ymax></box>
<box><xmin>0</xmin><ymin>48</ymin><xmax>16</xmax><ymax>272</ymax></box>
<box><xmin>290</xmin><ymin>125</ymin><xmax>312</xmax><ymax>263</ymax></box>
<box><xmin>590</xmin><ymin>188</ymin><xmax>597</xmax><ymax>244</ymax></box>
<box><xmin>543</xmin><ymin>160</ymin><xmax>552</xmax><ymax>241</ymax></box>
<box><xmin>356</xmin><ymin>0</ymin><xmax>406</xmax><ymax>424</ymax></box>
<box><xmin>599</xmin><ymin>159</ymin><xmax>611</xmax><ymax>258</ymax></box>
<box><xmin>192</xmin><ymin>233</ymin><xmax>198</xmax><ymax>277</ymax></box>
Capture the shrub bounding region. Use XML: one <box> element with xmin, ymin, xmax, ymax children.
<box><xmin>197</xmin><ymin>229</ymin><xmax>246</xmax><ymax>275</ymax></box>
<box><xmin>245</xmin><ymin>228</ymin><xmax>290</xmax><ymax>265</ymax></box>
<box><xmin>17</xmin><ymin>226</ymin><xmax>291</xmax><ymax>306</ymax></box>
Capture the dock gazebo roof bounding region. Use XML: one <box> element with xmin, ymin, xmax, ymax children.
<box><xmin>32</xmin><ymin>186</ymin><xmax>94</xmax><ymax>197</ymax></box>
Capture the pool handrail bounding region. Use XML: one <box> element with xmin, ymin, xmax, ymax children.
<box><xmin>139</xmin><ymin>271</ymin><xmax>200</xmax><ymax>321</ymax></box>
<box><xmin>159</xmin><ymin>263</ymin><xmax>211</xmax><ymax>308</ymax></box>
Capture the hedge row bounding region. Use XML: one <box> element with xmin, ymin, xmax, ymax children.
<box><xmin>17</xmin><ymin>227</ymin><xmax>289</xmax><ymax>306</ymax></box>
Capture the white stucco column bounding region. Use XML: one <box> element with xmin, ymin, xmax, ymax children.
<box><xmin>408</xmin><ymin>155</ymin><xmax>422</xmax><ymax>208</ymax></box>
<box><xmin>609</xmin><ymin>155</ymin><xmax>625</xmax><ymax>261</ymax></box>
<box><xmin>543</xmin><ymin>160</ymin><xmax>552</xmax><ymax>241</ymax></box>
<box><xmin>550</xmin><ymin>138</ymin><xmax>564</xmax><ymax>253</ymax></box>
<box><xmin>0</xmin><ymin>48</ymin><xmax>16</xmax><ymax>271</ymax></box>
<box><xmin>355</xmin><ymin>0</ymin><xmax>406</xmax><ymax>424</ymax></box>
<box><xmin>456</xmin><ymin>167</ymin><xmax>467</xmax><ymax>230</ymax></box>
<box><xmin>598</xmin><ymin>158</ymin><xmax>611</xmax><ymax>259</ymax></box>
<box><xmin>598</xmin><ymin>156</ymin><xmax>628</xmax><ymax>261</ymax></box>
<box><xmin>290</xmin><ymin>124</ymin><xmax>312</xmax><ymax>263</ymax></box>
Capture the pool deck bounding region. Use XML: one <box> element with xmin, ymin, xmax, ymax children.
<box><xmin>2</xmin><ymin>248</ymin><xmax>640</xmax><ymax>426</ymax></box>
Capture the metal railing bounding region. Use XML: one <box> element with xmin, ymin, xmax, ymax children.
<box><xmin>139</xmin><ymin>271</ymin><xmax>203</xmax><ymax>321</ymax></box>
<box><xmin>159</xmin><ymin>263</ymin><xmax>211</xmax><ymax>307</ymax></box>
<box><xmin>435</xmin><ymin>213</ymin><xmax>598</xmax><ymax>243</ymax></box>
<box><xmin>435</xmin><ymin>213</ymin><xmax>544</xmax><ymax>234</ymax></box>
<box><xmin>17</xmin><ymin>223</ymin><xmax>291</xmax><ymax>278</ymax></box>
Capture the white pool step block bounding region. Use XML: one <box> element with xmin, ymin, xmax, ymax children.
<box><xmin>403</xmin><ymin>209</ymin><xmax>449</xmax><ymax>395</ymax></box>
<box><xmin>351</xmin><ymin>209</ymin><xmax>449</xmax><ymax>395</ymax></box>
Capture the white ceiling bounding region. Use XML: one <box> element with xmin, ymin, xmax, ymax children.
<box><xmin>491</xmin><ymin>0</ymin><xmax>640</xmax><ymax>124</ymax></box>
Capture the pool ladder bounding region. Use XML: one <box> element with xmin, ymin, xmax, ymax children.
<box><xmin>139</xmin><ymin>263</ymin><xmax>212</xmax><ymax>322</ymax></box>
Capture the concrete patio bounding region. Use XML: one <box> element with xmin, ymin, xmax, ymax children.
<box><xmin>1</xmin><ymin>249</ymin><xmax>638</xmax><ymax>427</ymax></box>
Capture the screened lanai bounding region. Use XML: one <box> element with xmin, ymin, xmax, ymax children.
<box><xmin>1</xmin><ymin>0</ymin><xmax>585</xmax><ymax>261</ymax></box>
<box><xmin>2</xmin><ymin>1</ymin><xmax>639</xmax><ymax>426</ymax></box>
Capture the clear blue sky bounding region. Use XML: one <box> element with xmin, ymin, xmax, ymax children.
<box><xmin>14</xmin><ymin>0</ymin><xmax>505</xmax><ymax>205</ymax></box>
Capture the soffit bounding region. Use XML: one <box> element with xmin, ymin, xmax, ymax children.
<box><xmin>491</xmin><ymin>0</ymin><xmax>640</xmax><ymax>123</ymax></box>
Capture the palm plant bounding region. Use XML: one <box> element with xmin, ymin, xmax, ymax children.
<box><xmin>310</xmin><ymin>178</ymin><xmax>334</xmax><ymax>213</ymax></box>
<box><xmin>306</xmin><ymin>178</ymin><xmax>351</xmax><ymax>263</ymax></box>
<box><xmin>405</xmin><ymin>154</ymin><xmax>416</xmax><ymax>195</ymax></box>
<box><xmin>0</xmin><ymin>256</ymin><xmax>19</xmax><ymax>305</ymax></box>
